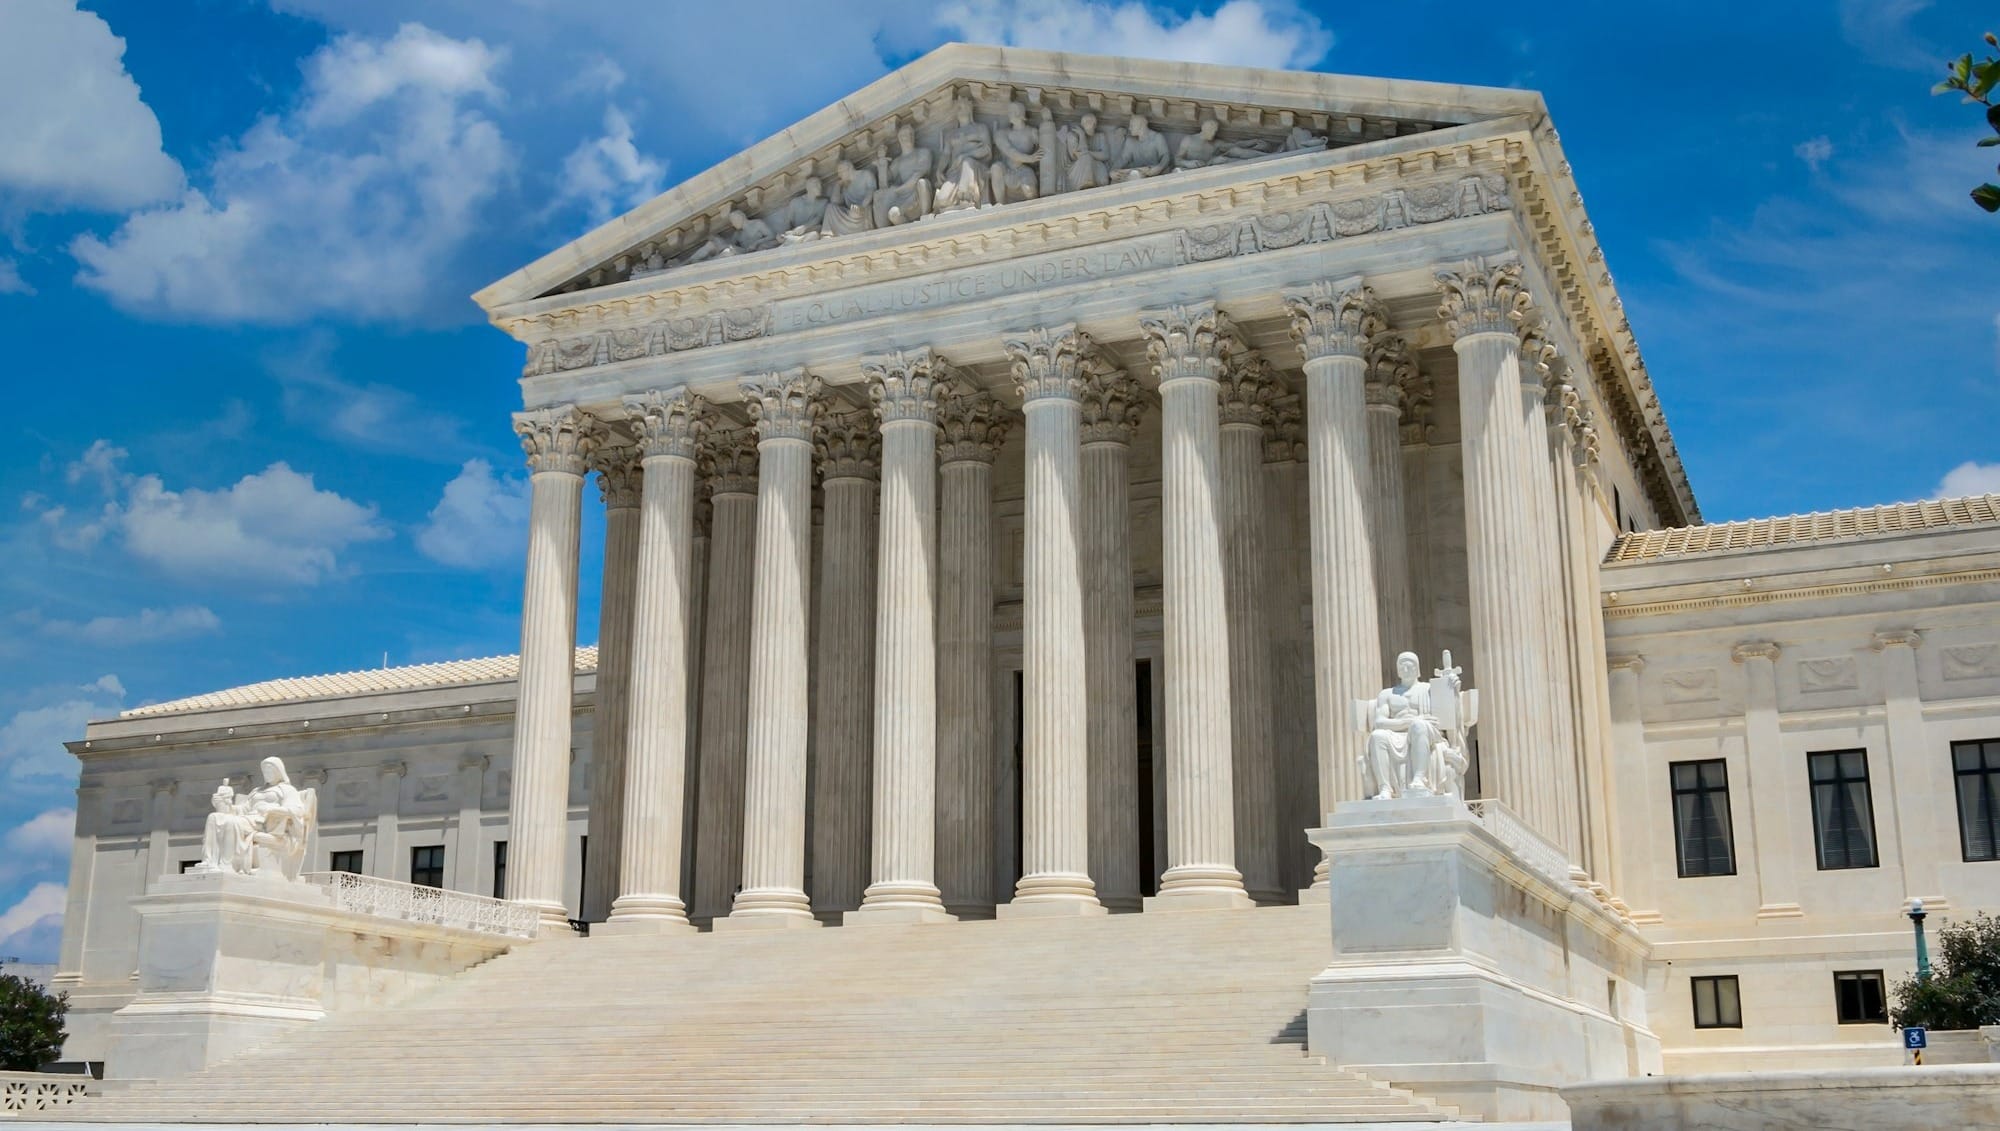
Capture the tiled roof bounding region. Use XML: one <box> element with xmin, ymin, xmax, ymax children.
<box><xmin>1607</xmin><ymin>495</ymin><xmax>2000</xmax><ymax>564</ymax></box>
<box><xmin>122</xmin><ymin>647</ymin><xmax>600</xmax><ymax>719</ymax></box>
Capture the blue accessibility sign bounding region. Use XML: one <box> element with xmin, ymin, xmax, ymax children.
<box><xmin>1904</xmin><ymin>1027</ymin><xmax>1928</xmax><ymax>1050</ymax></box>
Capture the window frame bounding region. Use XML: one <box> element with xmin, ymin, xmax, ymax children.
<box><xmin>328</xmin><ymin>849</ymin><xmax>364</xmax><ymax>875</ymax></box>
<box><xmin>409</xmin><ymin>844</ymin><xmax>446</xmax><ymax>889</ymax></box>
<box><xmin>1690</xmin><ymin>974</ymin><xmax>1742</xmax><ymax>1030</ymax></box>
<box><xmin>1807</xmin><ymin>748</ymin><xmax>1879</xmax><ymax>871</ymax></box>
<box><xmin>1833</xmin><ymin>969</ymin><xmax>1888</xmax><ymax>1025</ymax></box>
<box><xmin>1670</xmin><ymin>758</ymin><xmax>1738</xmax><ymax>878</ymax></box>
<box><xmin>1953</xmin><ymin>738</ymin><xmax>2000</xmax><ymax>863</ymax></box>
<box><xmin>492</xmin><ymin>840</ymin><xmax>508</xmax><ymax>900</ymax></box>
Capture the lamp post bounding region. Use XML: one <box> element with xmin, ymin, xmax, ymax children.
<box><xmin>1909</xmin><ymin>897</ymin><xmax>1932</xmax><ymax>980</ymax></box>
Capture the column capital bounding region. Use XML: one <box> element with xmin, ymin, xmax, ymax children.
<box><xmin>379</xmin><ymin>761</ymin><xmax>407</xmax><ymax>780</ymax></box>
<box><xmin>1731</xmin><ymin>641</ymin><xmax>1782</xmax><ymax>664</ymax></box>
<box><xmin>1872</xmin><ymin>629</ymin><xmax>1923</xmax><ymax>651</ymax></box>
<box><xmin>937</xmin><ymin>389</ymin><xmax>1010</xmax><ymax>464</ymax></box>
<box><xmin>1283</xmin><ymin>277</ymin><xmax>1384</xmax><ymax>361</ymax></box>
<box><xmin>514</xmin><ymin>405</ymin><xmax>604</xmax><ymax>476</ymax></box>
<box><xmin>1140</xmin><ymin>301</ymin><xmax>1233</xmax><ymax>387</ymax></box>
<box><xmin>817</xmin><ymin>408</ymin><xmax>881</xmax><ymax>482</ymax></box>
<box><xmin>1606</xmin><ymin>653</ymin><xmax>1647</xmax><ymax>674</ymax></box>
<box><xmin>625</xmin><ymin>388</ymin><xmax>707</xmax><ymax>461</ymax></box>
<box><xmin>592</xmin><ymin>443</ymin><xmax>644</xmax><ymax>509</ymax></box>
<box><xmin>1261</xmin><ymin>393</ymin><xmax>1304</xmax><ymax>464</ymax></box>
<box><xmin>1219</xmin><ymin>350</ymin><xmax>1281</xmax><ymax>429</ymax></box>
<box><xmin>741</xmin><ymin>368</ymin><xmax>822</xmax><ymax>443</ymax></box>
<box><xmin>700</xmin><ymin>424</ymin><xmax>761</xmax><ymax>495</ymax></box>
<box><xmin>864</xmin><ymin>347</ymin><xmax>957</xmax><ymax>426</ymax></box>
<box><xmin>1364</xmin><ymin>332</ymin><xmax>1418</xmax><ymax>418</ymax></box>
<box><xmin>458</xmin><ymin>754</ymin><xmax>490</xmax><ymax>774</ymax></box>
<box><xmin>1435</xmin><ymin>254</ymin><xmax>1529</xmax><ymax>340</ymax></box>
<box><xmin>1005</xmin><ymin>324</ymin><xmax>1089</xmax><ymax>404</ymax></box>
<box><xmin>1515</xmin><ymin>312</ymin><xmax>1562</xmax><ymax>394</ymax></box>
<box><xmin>150</xmin><ymin>777</ymin><xmax>177</xmax><ymax>796</ymax></box>
<box><xmin>1079</xmin><ymin>356</ymin><xmax>1146</xmax><ymax>445</ymax></box>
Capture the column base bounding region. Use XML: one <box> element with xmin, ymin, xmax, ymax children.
<box><xmin>530</xmin><ymin>901</ymin><xmax>577</xmax><ymax>934</ymax></box>
<box><xmin>997</xmin><ymin>898</ymin><xmax>1107</xmax><ymax>919</ymax></box>
<box><xmin>1297</xmin><ymin>883</ymin><xmax>1330</xmax><ymax>906</ymax></box>
<box><xmin>844</xmin><ymin>904</ymin><xmax>957</xmax><ymax>926</ymax></box>
<box><xmin>1756</xmin><ymin>902</ymin><xmax>1804</xmax><ymax>919</ymax></box>
<box><xmin>713</xmin><ymin>910</ymin><xmax>822</xmax><ymax>933</ymax></box>
<box><xmin>943</xmin><ymin>902</ymin><xmax>997</xmax><ymax>920</ymax></box>
<box><xmin>595</xmin><ymin>914</ymin><xmax>696</xmax><ymax>937</ymax></box>
<box><xmin>1144</xmin><ymin>889</ymin><xmax>1254</xmax><ymax>912</ymax></box>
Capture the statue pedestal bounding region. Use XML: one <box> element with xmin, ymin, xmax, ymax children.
<box><xmin>1305</xmin><ymin>796</ymin><xmax>1661</xmax><ymax>1122</ymax></box>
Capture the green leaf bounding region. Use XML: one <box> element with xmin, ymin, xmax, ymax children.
<box><xmin>1988</xmin><ymin>103</ymin><xmax>2000</xmax><ymax>131</ymax></box>
<box><xmin>1936</xmin><ymin>79</ymin><xmax>1961</xmax><ymax>95</ymax></box>
<box><xmin>1973</xmin><ymin>183</ymin><xmax>2000</xmax><ymax>212</ymax></box>
<box><xmin>1980</xmin><ymin>136</ymin><xmax>2000</xmax><ymax>147</ymax></box>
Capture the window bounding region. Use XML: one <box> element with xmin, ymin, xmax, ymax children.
<box><xmin>1809</xmin><ymin>749</ymin><xmax>1878</xmax><ymax>870</ymax></box>
<box><xmin>492</xmin><ymin>841</ymin><xmax>508</xmax><ymax>899</ymax></box>
<box><xmin>179</xmin><ymin>859</ymin><xmax>200</xmax><ymax>873</ymax></box>
<box><xmin>329</xmin><ymin>850</ymin><xmax>364</xmax><ymax>875</ymax></box>
<box><xmin>1691</xmin><ymin>975</ymin><xmax>1742</xmax><ymax>1029</ymax></box>
<box><xmin>1834</xmin><ymin>970</ymin><xmax>1887</xmax><ymax>1024</ymax></box>
<box><xmin>1954</xmin><ymin>739</ymin><xmax>2000</xmax><ymax>862</ymax></box>
<box><xmin>1671</xmin><ymin>759</ymin><xmax>1736</xmax><ymax>877</ymax></box>
<box><xmin>410</xmin><ymin>845</ymin><xmax>445</xmax><ymax>888</ymax></box>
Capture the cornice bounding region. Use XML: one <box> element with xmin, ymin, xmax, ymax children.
<box><xmin>1604</xmin><ymin>565</ymin><xmax>2000</xmax><ymax>621</ymax></box>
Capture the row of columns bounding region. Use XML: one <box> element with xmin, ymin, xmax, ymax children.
<box><xmin>507</xmin><ymin>259</ymin><xmax>1607</xmax><ymax>931</ymax></box>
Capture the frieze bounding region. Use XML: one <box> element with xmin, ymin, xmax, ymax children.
<box><xmin>1796</xmin><ymin>657</ymin><xmax>1859</xmax><ymax>694</ymax></box>
<box><xmin>1943</xmin><ymin>643</ymin><xmax>2000</xmax><ymax>682</ymax></box>
<box><xmin>519</xmin><ymin>173</ymin><xmax>1511</xmax><ymax>379</ymax></box>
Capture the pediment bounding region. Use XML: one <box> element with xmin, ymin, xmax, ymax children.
<box><xmin>474</xmin><ymin>44</ymin><xmax>1543</xmax><ymax>313</ymax></box>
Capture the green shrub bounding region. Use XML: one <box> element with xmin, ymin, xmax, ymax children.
<box><xmin>0</xmin><ymin>973</ymin><xmax>67</xmax><ymax>1071</ymax></box>
<box><xmin>1891</xmin><ymin>912</ymin><xmax>2000</xmax><ymax>1030</ymax></box>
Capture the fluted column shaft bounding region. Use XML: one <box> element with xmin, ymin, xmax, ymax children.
<box><xmin>1364</xmin><ymin>388</ymin><xmax>1415</xmax><ymax>669</ymax></box>
<box><xmin>999</xmin><ymin>326</ymin><xmax>1102</xmax><ymax>916</ymax></box>
<box><xmin>1220</xmin><ymin>416</ymin><xmax>1281</xmax><ymax>904</ymax></box>
<box><xmin>809</xmin><ymin>472</ymin><xmax>876</xmax><ymax>918</ymax></box>
<box><xmin>724</xmin><ymin>372</ymin><xmax>821</xmax><ymax>928</ymax></box>
<box><xmin>1517</xmin><ymin>341</ymin><xmax>1581</xmax><ymax>859</ymax></box>
<box><xmin>692</xmin><ymin>431</ymin><xmax>758</xmax><ymax>923</ymax></box>
<box><xmin>937</xmin><ymin>392</ymin><xmax>1005</xmax><ymax>918</ymax></box>
<box><xmin>1079</xmin><ymin>366</ymin><xmax>1143</xmax><ymax>913</ymax></box>
<box><xmin>508</xmin><ymin>407</ymin><xmax>598</xmax><ymax>929</ymax></box>
<box><xmin>583</xmin><ymin>449</ymin><xmax>641</xmax><ymax>922</ymax></box>
<box><xmin>604</xmin><ymin>391</ymin><xmax>703</xmax><ymax>934</ymax></box>
<box><xmin>1143</xmin><ymin>303</ymin><xmax>1248</xmax><ymax>907</ymax></box>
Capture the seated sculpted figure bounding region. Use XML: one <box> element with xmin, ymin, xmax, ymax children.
<box><xmin>777</xmin><ymin>177</ymin><xmax>828</xmax><ymax>243</ymax></box>
<box><xmin>934</xmin><ymin>98</ymin><xmax>993</xmax><ymax>213</ymax></box>
<box><xmin>194</xmin><ymin>756</ymin><xmax>316</xmax><ymax>877</ymax></box>
<box><xmin>199</xmin><ymin>783</ymin><xmax>259</xmax><ymax>874</ymax></box>
<box><xmin>990</xmin><ymin>101</ymin><xmax>1042</xmax><ymax>204</ymax></box>
<box><xmin>875</xmin><ymin>124</ymin><xmax>935</xmax><ymax>227</ymax></box>
<box><xmin>1355</xmin><ymin>651</ymin><xmax>1476</xmax><ymax>801</ymax></box>
<box><xmin>822</xmin><ymin>159</ymin><xmax>878</xmax><ymax>236</ymax></box>
<box><xmin>683</xmin><ymin>209</ymin><xmax>778</xmax><ymax>264</ymax></box>
<box><xmin>1058</xmin><ymin>113</ymin><xmax>1110</xmax><ymax>192</ymax></box>
<box><xmin>1109</xmin><ymin>114</ymin><xmax>1171</xmax><ymax>182</ymax></box>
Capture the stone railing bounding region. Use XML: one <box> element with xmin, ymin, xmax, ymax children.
<box><xmin>304</xmin><ymin>871</ymin><xmax>539</xmax><ymax>940</ymax></box>
<box><xmin>0</xmin><ymin>1072</ymin><xmax>91</xmax><ymax>1117</ymax></box>
<box><xmin>1465</xmin><ymin>799</ymin><xmax>1574</xmax><ymax>888</ymax></box>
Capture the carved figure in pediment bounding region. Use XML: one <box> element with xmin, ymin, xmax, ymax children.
<box><xmin>1175</xmin><ymin>117</ymin><xmax>1228</xmax><ymax>170</ymax></box>
<box><xmin>1281</xmin><ymin>124</ymin><xmax>1328</xmax><ymax>154</ymax></box>
<box><xmin>1109</xmin><ymin>114</ymin><xmax>1171</xmax><ymax>182</ymax></box>
<box><xmin>683</xmin><ymin>209</ymin><xmax>779</xmax><ymax>264</ymax></box>
<box><xmin>934</xmin><ymin>97</ymin><xmax>994</xmax><ymax>213</ymax></box>
<box><xmin>990</xmin><ymin>101</ymin><xmax>1042</xmax><ymax>204</ymax></box>
<box><xmin>778</xmin><ymin>177</ymin><xmax>828</xmax><ymax>243</ymax></box>
<box><xmin>1059</xmin><ymin>112</ymin><xmax>1110</xmax><ymax>192</ymax></box>
<box><xmin>876</xmin><ymin>123</ymin><xmax>935</xmax><ymax>227</ymax></box>
<box><xmin>823</xmin><ymin>158</ymin><xmax>879</xmax><ymax>236</ymax></box>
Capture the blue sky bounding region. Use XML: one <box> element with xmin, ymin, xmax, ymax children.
<box><xmin>0</xmin><ymin>0</ymin><xmax>1993</xmax><ymax>960</ymax></box>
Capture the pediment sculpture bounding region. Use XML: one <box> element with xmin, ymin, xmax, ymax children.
<box><xmin>1352</xmin><ymin>651</ymin><xmax>1478</xmax><ymax>800</ymax></box>
<box><xmin>194</xmin><ymin>756</ymin><xmax>318</xmax><ymax>880</ymax></box>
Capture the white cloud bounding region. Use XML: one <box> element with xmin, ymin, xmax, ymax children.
<box><xmin>3</xmin><ymin>809</ymin><xmax>75</xmax><ymax>860</ymax></box>
<box><xmin>69</xmin><ymin>23</ymin><xmax>511</xmax><ymax>324</ymax></box>
<box><xmin>936</xmin><ymin>0</ymin><xmax>1332</xmax><ymax>69</ymax></box>
<box><xmin>1936</xmin><ymin>461</ymin><xmax>2000</xmax><ymax>499</ymax></box>
<box><xmin>0</xmin><ymin>883</ymin><xmax>67</xmax><ymax>964</ymax></box>
<box><xmin>553</xmin><ymin>106</ymin><xmax>668</xmax><ymax>226</ymax></box>
<box><xmin>115</xmin><ymin>463</ymin><xmax>390</xmax><ymax>585</ymax></box>
<box><xmin>267</xmin><ymin>333</ymin><xmax>471</xmax><ymax>460</ymax></box>
<box><xmin>64</xmin><ymin>439</ymin><xmax>127</xmax><ymax>490</ymax></box>
<box><xmin>35</xmin><ymin>606</ymin><xmax>221</xmax><ymax>646</ymax></box>
<box><xmin>0</xmin><ymin>0</ymin><xmax>183</xmax><ymax>213</ymax></box>
<box><xmin>0</xmin><ymin>260</ymin><xmax>32</xmax><ymax>296</ymax></box>
<box><xmin>1837</xmin><ymin>0</ymin><xmax>1938</xmax><ymax>71</ymax></box>
<box><xmin>417</xmin><ymin>459</ymin><xmax>529</xmax><ymax>569</ymax></box>
<box><xmin>0</xmin><ymin>679</ymin><xmax>122</xmax><ymax>785</ymax></box>
<box><xmin>1793</xmin><ymin>135</ymin><xmax>1833</xmax><ymax>172</ymax></box>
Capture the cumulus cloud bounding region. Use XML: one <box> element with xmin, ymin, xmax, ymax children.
<box><xmin>70</xmin><ymin>23</ymin><xmax>512</xmax><ymax>323</ymax></box>
<box><xmin>0</xmin><ymin>260</ymin><xmax>32</xmax><ymax>296</ymax></box>
<box><xmin>0</xmin><ymin>0</ymin><xmax>183</xmax><ymax>213</ymax></box>
<box><xmin>65</xmin><ymin>439</ymin><xmax>127</xmax><ymax>491</ymax></box>
<box><xmin>0</xmin><ymin>883</ymin><xmax>67</xmax><ymax>964</ymax></box>
<box><xmin>33</xmin><ymin>606</ymin><xmax>221</xmax><ymax>646</ymax></box>
<box><xmin>0</xmin><ymin>678</ymin><xmax>122</xmax><ymax>785</ymax></box>
<box><xmin>936</xmin><ymin>0</ymin><xmax>1332</xmax><ymax>69</ymax></box>
<box><xmin>417</xmin><ymin>459</ymin><xmax>529</xmax><ymax>569</ymax></box>
<box><xmin>1793</xmin><ymin>135</ymin><xmax>1833</xmax><ymax>172</ymax></box>
<box><xmin>553</xmin><ymin>106</ymin><xmax>668</xmax><ymax>226</ymax></box>
<box><xmin>1936</xmin><ymin>461</ymin><xmax>2000</xmax><ymax>499</ymax></box>
<box><xmin>4</xmin><ymin>809</ymin><xmax>75</xmax><ymax>861</ymax></box>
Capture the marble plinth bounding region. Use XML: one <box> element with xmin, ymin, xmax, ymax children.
<box><xmin>1563</xmin><ymin>1064</ymin><xmax>2000</xmax><ymax>1130</ymax></box>
<box><xmin>1305</xmin><ymin>795</ymin><xmax>1660</xmax><ymax>1122</ymax></box>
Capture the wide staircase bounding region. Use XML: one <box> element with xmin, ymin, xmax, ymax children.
<box><xmin>80</xmin><ymin>904</ymin><xmax>1457</xmax><ymax>1123</ymax></box>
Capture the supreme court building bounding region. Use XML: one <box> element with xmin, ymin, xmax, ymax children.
<box><xmin>51</xmin><ymin>46</ymin><xmax>2000</xmax><ymax>1115</ymax></box>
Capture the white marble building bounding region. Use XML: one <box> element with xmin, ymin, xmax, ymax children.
<box><xmin>49</xmin><ymin>45</ymin><xmax>2000</xmax><ymax>1091</ymax></box>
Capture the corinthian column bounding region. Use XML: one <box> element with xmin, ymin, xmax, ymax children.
<box><xmin>721</xmin><ymin>369</ymin><xmax>823</xmax><ymax>930</ymax></box>
<box><xmin>1435</xmin><ymin>256</ymin><xmax>1550</xmax><ymax>825</ymax></box>
<box><xmin>691</xmin><ymin>426</ymin><xmax>759</xmax><ymax>924</ymax></box>
<box><xmin>1141</xmin><ymin>302</ymin><xmax>1249</xmax><ymax>909</ymax></box>
<box><xmin>1079</xmin><ymin>357</ymin><xmax>1145</xmax><ymax>912</ymax></box>
<box><xmin>850</xmin><ymin>348</ymin><xmax>953</xmax><ymax>924</ymax></box>
<box><xmin>583</xmin><ymin>444</ymin><xmax>641</xmax><ymax>923</ymax></box>
<box><xmin>936</xmin><ymin>390</ymin><xmax>1007</xmax><ymax>918</ymax></box>
<box><xmin>997</xmin><ymin>325</ymin><xmax>1103</xmax><ymax>917</ymax></box>
<box><xmin>1283</xmin><ymin>281</ymin><xmax>1383</xmax><ymax>889</ymax></box>
<box><xmin>1262</xmin><ymin>395</ymin><xmax>1320</xmax><ymax>895</ymax></box>
<box><xmin>507</xmin><ymin>405</ymin><xmax>601</xmax><ymax>929</ymax></box>
<box><xmin>1517</xmin><ymin>320</ymin><xmax>1581</xmax><ymax>858</ymax></box>
<box><xmin>1218</xmin><ymin>349</ymin><xmax>1282</xmax><ymax>905</ymax></box>
<box><xmin>1364</xmin><ymin>334</ymin><xmax>1418</xmax><ymax>671</ymax></box>
<box><xmin>602</xmin><ymin>390</ymin><xmax>705</xmax><ymax>934</ymax></box>
<box><xmin>809</xmin><ymin>409</ymin><xmax>878</xmax><ymax>921</ymax></box>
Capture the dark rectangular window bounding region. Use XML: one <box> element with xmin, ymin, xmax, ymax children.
<box><xmin>1809</xmin><ymin>749</ymin><xmax>1878</xmax><ymax>870</ymax></box>
<box><xmin>329</xmin><ymin>850</ymin><xmax>363</xmax><ymax>874</ymax></box>
<box><xmin>410</xmin><ymin>845</ymin><xmax>445</xmax><ymax>888</ymax></box>
<box><xmin>179</xmin><ymin>859</ymin><xmax>200</xmax><ymax>873</ymax></box>
<box><xmin>1671</xmin><ymin>759</ymin><xmax>1736</xmax><ymax>877</ymax></box>
<box><xmin>1691</xmin><ymin>975</ymin><xmax>1741</xmax><ymax>1029</ymax></box>
<box><xmin>1954</xmin><ymin>739</ymin><xmax>2000</xmax><ymax>862</ymax></box>
<box><xmin>492</xmin><ymin>840</ymin><xmax>508</xmax><ymax>899</ymax></box>
<box><xmin>1834</xmin><ymin>970</ymin><xmax>1887</xmax><ymax>1024</ymax></box>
